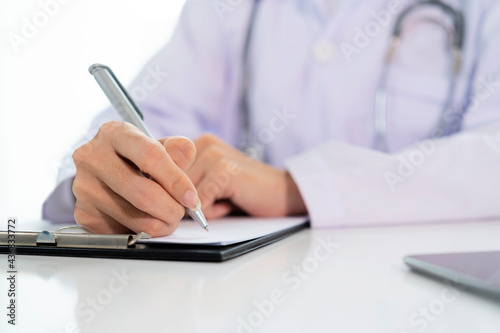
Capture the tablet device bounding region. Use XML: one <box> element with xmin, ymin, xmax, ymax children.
<box><xmin>405</xmin><ymin>251</ymin><xmax>500</xmax><ymax>298</ymax></box>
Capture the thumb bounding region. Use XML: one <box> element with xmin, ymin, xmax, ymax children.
<box><xmin>159</xmin><ymin>136</ymin><xmax>197</xmax><ymax>171</ymax></box>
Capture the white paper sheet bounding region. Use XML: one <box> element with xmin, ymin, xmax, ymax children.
<box><xmin>138</xmin><ymin>216</ymin><xmax>308</xmax><ymax>246</ymax></box>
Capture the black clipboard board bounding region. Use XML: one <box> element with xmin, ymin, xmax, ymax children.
<box><xmin>0</xmin><ymin>221</ymin><xmax>309</xmax><ymax>262</ymax></box>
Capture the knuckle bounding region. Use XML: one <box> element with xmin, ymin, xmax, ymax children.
<box><xmin>168</xmin><ymin>171</ymin><xmax>187</xmax><ymax>193</ymax></box>
<box><xmin>199</xmin><ymin>133</ymin><xmax>218</xmax><ymax>144</ymax></box>
<box><xmin>72</xmin><ymin>147</ymin><xmax>82</xmax><ymax>165</ymax></box>
<box><xmin>74</xmin><ymin>206</ymin><xmax>97</xmax><ymax>230</ymax></box>
<box><xmin>72</xmin><ymin>144</ymin><xmax>91</xmax><ymax>166</ymax></box>
<box><xmin>196</xmin><ymin>133</ymin><xmax>220</xmax><ymax>150</ymax></box>
<box><xmin>72</xmin><ymin>141</ymin><xmax>105</xmax><ymax>172</ymax></box>
<box><xmin>175</xmin><ymin>137</ymin><xmax>197</xmax><ymax>161</ymax></box>
<box><xmin>140</xmin><ymin>203</ymin><xmax>183</xmax><ymax>237</ymax></box>
<box><xmin>72</xmin><ymin>176</ymin><xmax>88</xmax><ymax>201</ymax></box>
<box><xmin>94</xmin><ymin>121</ymin><xmax>125</xmax><ymax>142</ymax></box>
<box><xmin>164</xmin><ymin>137</ymin><xmax>197</xmax><ymax>171</ymax></box>
<box><xmin>72</xmin><ymin>176</ymin><xmax>101</xmax><ymax>206</ymax></box>
<box><xmin>72</xmin><ymin>176</ymin><xmax>82</xmax><ymax>197</ymax></box>
<box><xmin>99</xmin><ymin>120</ymin><xmax>121</xmax><ymax>135</ymax></box>
<box><xmin>73</xmin><ymin>205</ymin><xmax>84</xmax><ymax>223</ymax></box>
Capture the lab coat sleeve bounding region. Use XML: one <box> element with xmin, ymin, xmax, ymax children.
<box><xmin>42</xmin><ymin>0</ymin><xmax>232</xmax><ymax>222</ymax></box>
<box><xmin>286</xmin><ymin>123</ymin><xmax>500</xmax><ymax>228</ymax></box>
<box><xmin>285</xmin><ymin>2</ymin><xmax>500</xmax><ymax>228</ymax></box>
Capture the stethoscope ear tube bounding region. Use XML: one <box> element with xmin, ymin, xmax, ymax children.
<box><xmin>392</xmin><ymin>0</ymin><xmax>464</xmax><ymax>50</ymax></box>
<box><xmin>374</xmin><ymin>0</ymin><xmax>465</xmax><ymax>152</ymax></box>
<box><xmin>240</xmin><ymin>0</ymin><xmax>465</xmax><ymax>155</ymax></box>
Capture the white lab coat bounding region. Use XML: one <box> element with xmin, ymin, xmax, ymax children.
<box><xmin>43</xmin><ymin>0</ymin><xmax>500</xmax><ymax>228</ymax></box>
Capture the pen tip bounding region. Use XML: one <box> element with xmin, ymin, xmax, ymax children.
<box><xmin>204</xmin><ymin>226</ymin><xmax>209</xmax><ymax>232</ymax></box>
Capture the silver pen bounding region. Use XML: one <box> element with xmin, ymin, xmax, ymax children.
<box><xmin>88</xmin><ymin>63</ymin><xmax>209</xmax><ymax>232</ymax></box>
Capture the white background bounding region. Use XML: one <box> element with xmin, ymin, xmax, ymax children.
<box><xmin>0</xmin><ymin>0</ymin><xmax>186</xmax><ymax>223</ymax></box>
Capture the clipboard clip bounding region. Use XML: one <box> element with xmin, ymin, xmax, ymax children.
<box><xmin>0</xmin><ymin>226</ymin><xmax>151</xmax><ymax>250</ymax></box>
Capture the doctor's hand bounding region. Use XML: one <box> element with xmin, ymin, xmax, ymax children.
<box><xmin>72</xmin><ymin>121</ymin><xmax>199</xmax><ymax>237</ymax></box>
<box><xmin>186</xmin><ymin>134</ymin><xmax>307</xmax><ymax>219</ymax></box>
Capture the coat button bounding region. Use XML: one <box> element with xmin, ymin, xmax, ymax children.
<box><xmin>313</xmin><ymin>40</ymin><xmax>336</xmax><ymax>63</ymax></box>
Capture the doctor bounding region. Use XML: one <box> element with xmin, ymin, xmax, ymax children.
<box><xmin>43</xmin><ymin>0</ymin><xmax>500</xmax><ymax>236</ymax></box>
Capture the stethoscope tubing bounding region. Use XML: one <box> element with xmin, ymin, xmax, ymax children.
<box><xmin>240</xmin><ymin>0</ymin><xmax>465</xmax><ymax>155</ymax></box>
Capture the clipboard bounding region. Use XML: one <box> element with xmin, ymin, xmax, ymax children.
<box><xmin>0</xmin><ymin>221</ymin><xmax>309</xmax><ymax>262</ymax></box>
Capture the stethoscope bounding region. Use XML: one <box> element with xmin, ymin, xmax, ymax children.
<box><xmin>239</xmin><ymin>0</ymin><xmax>465</xmax><ymax>158</ymax></box>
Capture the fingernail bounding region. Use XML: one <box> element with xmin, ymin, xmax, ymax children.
<box><xmin>182</xmin><ymin>190</ymin><xmax>200</xmax><ymax>210</ymax></box>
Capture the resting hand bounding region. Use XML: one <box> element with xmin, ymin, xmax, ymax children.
<box><xmin>187</xmin><ymin>134</ymin><xmax>307</xmax><ymax>219</ymax></box>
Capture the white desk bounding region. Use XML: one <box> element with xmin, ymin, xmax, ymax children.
<box><xmin>1</xmin><ymin>220</ymin><xmax>500</xmax><ymax>333</ymax></box>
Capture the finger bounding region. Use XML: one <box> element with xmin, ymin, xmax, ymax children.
<box><xmin>193</xmin><ymin>134</ymin><xmax>243</xmax><ymax>162</ymax></box>
<box><xmin>100</xmin><ymin>155</ymin><xmax>186</xmax><ymax>229</ymax></box>
<box><xmin>186</xmin><ymin>144</ymin><xmax>223</xmax><ymax>185</ymax></box>
<box><xmin>193</xmin><ymin>133</ymin><xmax>226</xmax><ymax>153</ymax></box>
<box><xmin>88</xmin><ymin>174</ymin><xmax>180</xmax><ymax>236</ymax></box>
<box><xmin>159</xmin><ymin>136</ymin><xmax>196</xmax><ymax>171</ymax></box>
<box><xmin>99</xmin><ymin>121</ymin><xmax>200</xmax><ymax>209</ymax></box>
<box><xmin>203</xmin><ymin>201</ymin><xmax>233</xmax><ymax>220</ymax></box>
<box><xmin>74</xmin><ymin>202</ymin><xmax>131</xmax><ymax>234</ymax></box>
<box><xmin>112</xmin><ymin>128</ymin><xmax>198</xmax><ymax>208</ymax></box>
<box><xmin>74</xmin><ymin>150</ymin><xmax>185</xmax><ymax>231</ymax></box>
<box><xmin>188</xmin><ymin>134</ymin><xmax>226</xmax><ymax>185</ymax></box>
<box><xmin>195</xmin><ymin>168</ymin><xmax>235</xmax><ymax>212</ymax></box>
